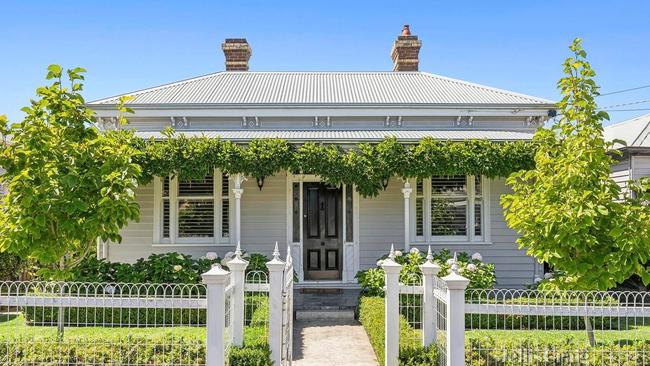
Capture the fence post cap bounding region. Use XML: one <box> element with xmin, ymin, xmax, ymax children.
<box><xmin>266</xmin><ymin>242</ymin><xmax>286</xmax><ymax>271</ymax></box>
<box><xmin>442</xmin><ymin>271</ymin><xmax>470</xmax><ymax>290</ymax></box>
<box><xmin>381</xmin><ymin>257</ymin><xmax>402</xmax><ymax>274</ymax></box>
<box><xmin>420</xmin><ymin>260</ymin><xmax>441</xmax><ymax>275</ymax></box>
<box><xmin>201</xmin><ymin>264</ymin><xmax>230</xmax><ymax>284</ymax></box>
<box><xmin>228</xmin><ymin>256</ymin><xmax>249</xmax><ymax>271</ymax></box>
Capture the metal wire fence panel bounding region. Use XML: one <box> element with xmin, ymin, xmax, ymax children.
<box><xmin>399</xmin><ymin>272</ymin><xmax>423</xmax><ymax>348</ymax></box>
<box><xmin>281</xmin><ymin>255</ymin><xmax>293</xmax><ymax>365</ymax></box>
<box><xmin>0</xmin><ymin>281</ymin><xmax>207</xmax><ymax>366</ymax></box>
<box><xmin>244</xmin><ymin>271</ymin><xmax>269</xmax><ymax>343</ymax></box>
<box><xmin>432</xmin><ymin>276</ymin><xmax>448</xmax><ymax>366</ymax></box>
<box><xmin>465</xmin><ymin>289</ymin><xmax>650</xmax><ymax>365</ymax></box>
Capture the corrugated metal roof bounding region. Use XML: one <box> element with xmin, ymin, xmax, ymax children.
<box><xmin>134</xmin><ymin>130</ymin><xmax>534</xmax><ymax>142</ymax></box>
<box><xmin>90</xmin><ymin>72</ymin><xmax>554</xmax><ymax>106</ymax></box>
<box><xmin>604</xmin><ymin>113</ymin><xmax>650</xmax><ymax>148</ymax></box>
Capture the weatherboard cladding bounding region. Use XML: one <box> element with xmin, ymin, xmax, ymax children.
<box><xmin>90</xmin><ymin>72</ymin><xmax>553</xmax><ymax>106</ymax></box>
<box><xmin>134</xmin><ymin>130</ymin><xmax>534</xmax><ymax>141</ymax></box>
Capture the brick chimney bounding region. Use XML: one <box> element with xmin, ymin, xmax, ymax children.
<box><xmin>391</xmin><ymin>25</ymin><xmax>422</xmax><ymax>71</ymax></box>
<box><xmin>221</xmin><ymin>38</ymin><xmax>252</xmax><ymax>71</ymax></box>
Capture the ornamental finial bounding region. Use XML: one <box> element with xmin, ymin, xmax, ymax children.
<box><xmin>388</xmin><ymin>244</ymin><xmax>395</xmax><ymax>260</ymax></box>
<box><xmin>272</xmin><ymin>242</ymin><xmax>280</xmax><ymax>261</ymax></box>
<box><xmin>286</xmin><ymin>244</ymin><xmax>292</xmax><ymax>264</ymax></box>
<box><xmin>426</xmin><ymin>245</ymin><xmax>433</xmax><ymax>262</ymax></box>
<box><xmin>451</xmin><ymin>252</ymin><xmax>460</xmax><ymax>274</ymax></box>
<box><xmin>234</xmin><ymin>241</ymin><xmax>242</xmax><ymax>258</ymax></box>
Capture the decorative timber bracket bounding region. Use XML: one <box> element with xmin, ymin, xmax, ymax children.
<box><xmin>98</xmin><ymin>117</ymin><xmax>119</xmax><ymax>130</ymax></box>
<box><xmin>242</xmin><ymin>116</ymin><xmax>261</xmax><ymax>128</ymax></box>
<box><xmin>313</xmin><ymin>116</ymin><xmax>332</xmax><ymax>128</ymax></box>
<box><xmin>171</xmin><ymin>117</ymin><xmax>191</xmax><ymax>129</ymax></box>
<box><xmin>385</xmin><ymin>116</ymin><xmax>403</xmax><ymax>128</ymax></box>
<box><xmin>525</xmin><ymin>116</ymin><xmax>545</xmax><ymax>127</ymax></box>
<box><xmin>455</xmin><ymin>116</ymin><xmax>474</xmax><ymax>127</ymax></box>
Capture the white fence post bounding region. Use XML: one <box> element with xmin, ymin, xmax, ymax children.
<box><xmin>202</xmin><ymin>264</ymin><xmax>231</xmax><ymax>366</ymax></box>
<box><xmin>443</xmin><ymin>259</ymin><xmax>469</xmax><ymax>366</ymax></box>
<box><xmin>382</xmin><ymin>245</ymin><xmax>403</xmax><ymax>366</ymax></box>
<box><xmin>266</xmin><ymin>243</ymin><xmax>286</xmax><ymax>366</ymax></box>
<box><xmin>228</xmin><ymin>242</ymin><xmax>249</xmax><ymax>347</ymax></box>
<box><xmin>419</xmin><ymin>246</ymin><xmax>441</xmax><ymax>347</ymax></box>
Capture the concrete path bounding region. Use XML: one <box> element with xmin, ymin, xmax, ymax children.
<box><xmin>292</xmin><ymin>319</ymin><xmax>379</xmax><ymax>366</ymax></box>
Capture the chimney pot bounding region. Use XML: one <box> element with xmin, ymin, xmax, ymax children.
<box><xmin>391</xmin><ymin>25</ymin><xmax>422</xmax><ymax>72</ymax></box>
<box><xmin>222</xmin><ymin>38</ymin><xmax>252</xmax><ymax>71</ymax></box>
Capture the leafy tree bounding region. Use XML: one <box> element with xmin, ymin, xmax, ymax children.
<box><xmin>0</xmin><ymin>65</ymin><xmax>141</xmax><ymax>279</ymax></box>
<box><xmin>502</xmin><ymin>38</ymin><xmax>650</xmax><ymax>292</ymax></box>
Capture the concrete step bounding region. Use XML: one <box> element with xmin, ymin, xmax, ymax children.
<box><xmin>295</xmin><ymin>309</ymin><xmax>356</xmax><ymax>321</ymax></box>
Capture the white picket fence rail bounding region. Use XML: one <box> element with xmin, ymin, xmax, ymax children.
<box><xmin>0</xmin><ymin>242</ymin><xmax>294</xmax><ymax>366</ymax></box>
<box><xmin>383</xmin><ymin>247</ymin><xmax>650</xmax><ymax>366</ymax></box>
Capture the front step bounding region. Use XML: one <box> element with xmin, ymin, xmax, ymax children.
<box><xmin>295</xmin><ymin>309</ymin><xmax>356</xmax><ymax>321</ymax></box>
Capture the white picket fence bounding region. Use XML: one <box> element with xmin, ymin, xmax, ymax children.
<box><xmin>382</xmin><ymin>247</ymin><xmax>650</xmax><ymax>366</ymax></box>
<box><xmin>0</xmin><ymin>243</ymin><xmax>294</xmax><ymax>366</ymax></box>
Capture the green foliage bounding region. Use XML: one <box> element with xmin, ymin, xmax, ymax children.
<box><xmin>0</xmin><ymin>252</ymin><xmax>34</xmax><ymax>281</ymax></box>
<box><xmin>23</xmin><ymin>306</ymin><xmax>207</xmax><ymax>326</ymax></box>
<box><xmin>501</xmin><ymin>38</ymin><xmax>650</xmax><ymax>290</ymax></box>
<box><xmin>228</xmin><ymin>343</ymin><xmax>272</xmax><ymax>366</ymax></box>
<box><xmin>0</xmin><ymin>335</ymin><xmax>205</xmax><ymax>365</ymax></box>
<box><xmin>0</xmin><ymin>65</ymin><xmax>141</xmax><ymax>279</ymax></box>
<box><xmin>466</xmin><ymin>337</ymin><xmax>650</xmax><ymax>365</ymax></box>
<box><xmin>358</xmin><ymin>296</ymin><xmax>439</xmax><ymax>366</ymax></box>
<box><xmin>69</xmin><ymin>252</ymin><xmax>220</xmax><ymax>284</ymax></box>
<box><xmin>356</xmin><ymin>248</ymin><xmax>496</xmax><ymax>296</ymax></box>
<box><xmin>136</xmin><ymin>133</ymin><xmax>535</xmax><ymax>197</ymax></box>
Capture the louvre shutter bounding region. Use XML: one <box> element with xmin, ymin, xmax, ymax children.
<box><xmin>177</xmin><ymin>175</ymin><xmax>215</xmax><ymax>238</ymax></box>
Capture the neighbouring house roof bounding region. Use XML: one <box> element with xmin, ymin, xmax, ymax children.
<box><xmin>134</xmin><ymin>130</ymin><xmax>534</xmax><ymax>142</ymax></box>
<box><xmin>89</xmin><ymin>71</ymin><xmax>554</xmax><ymax>107</ymax></box>
<box><xmin>604</xmin><ymin>113</ymin><xmax>650</xmax><ymax>149</ymax></box>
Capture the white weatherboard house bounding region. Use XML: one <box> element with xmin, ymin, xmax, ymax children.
<box><xmin>88</xmin><ymin>26</ymin><xmax>556</xmax><ymax>287</ymax></box>
<box><xmin>606</xmin><ymin>113</ymin><xmax>650</xmax><ymax>193</ymax></box>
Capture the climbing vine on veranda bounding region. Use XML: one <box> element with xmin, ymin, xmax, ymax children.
<box><xmin>134</xmin><ymin>133</ymin><xmax>536</xmax><ymax>197</ymax></box>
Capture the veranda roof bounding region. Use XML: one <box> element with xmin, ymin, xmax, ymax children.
<box><xmin>135</xmin><ymin>129</ymin><xmax>533</xmax><ymax>142</ymax></box>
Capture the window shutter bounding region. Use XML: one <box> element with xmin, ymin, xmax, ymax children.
<box><xmin>177</xmin><ymin>175</ymin><xmax>215</xmax><ymax>238</ymax></box>
<box><xmin>431</xmin><ymin>176</ymin><xmax>468</xmax><ymax>237</ymax></box>
<box><xmin>221</xmin><ymin>174</ymin><xmax>230</xmax><ymax>239</ymax></box>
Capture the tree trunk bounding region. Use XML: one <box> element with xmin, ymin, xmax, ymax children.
<box><xmin>583</xmin><ymin>315</ymin><xmax>596</xmax><ymax>346</ymax></box>
<box><xmin>57</xmin><ymin>257</ymin><xmax>65</xmax><ymax>340</ymax></box>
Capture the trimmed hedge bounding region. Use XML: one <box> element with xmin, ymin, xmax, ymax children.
<box><xmin>465</xmin><ymin>313</ymin><xmax>650</xmax><ymax>331</ymax></box>
<box><xmin>466</xmin><ymin>337</ymin><xmax>650</xmax><ymax>365</ymax></box>
<box><xmin>23</xmin><ymin>306</ymin><xmax>206</xmax><ymax>326</ymax></box>
<box><xmin>0</xmin><ymin>335</ymin><xmax>205</xmax><ymax>365</ymax></box>
<box><xmin>23</xmin><ymin>294</ymin><xmax>270</xmax><ymax>327</ymax></box>
<box><xmin>358</xmin><ymin>296</ymin><xmax>438</xmax><ymax>366</ymax></box>
<box><xmin>359</xmin><ymin>296</ymin><xmax>650</xmax><ymax>366</ymax></box>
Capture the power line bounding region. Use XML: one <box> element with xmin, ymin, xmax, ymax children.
<box><xmin>601</xmin><ymin>99</ymin><xmax>650</xmax><ymax>110</ymax></box>
<box><xmin>598</xmin><ymin>84</ymin><xmax>650</xmax><ymax>97</ymax></box>
<box><xmin>602</xmin><ymin>108</ymin><xmax>650</xmax><ymax>112</ymax></box>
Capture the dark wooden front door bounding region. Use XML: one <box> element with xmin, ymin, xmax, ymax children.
<box><xmin>303</xmin><ymin>183</ymin><xmax>342</xmax><ymax>280</ymax></box>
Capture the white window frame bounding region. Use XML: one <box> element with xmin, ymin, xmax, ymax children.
<box><xmin>410</xmin><ymin>175</ymin><xmax>490</xmax><ymax>244</ymax></box>
<box><xmin>153</xmin><ymin>169</ymin><xmax>233</xmax><ymax>246</ymax></box>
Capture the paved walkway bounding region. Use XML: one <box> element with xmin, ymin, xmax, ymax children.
<box><xmin>292</xmin><ymin>319</ymin><xmax>379</xmax><ymax>366</ymax></box>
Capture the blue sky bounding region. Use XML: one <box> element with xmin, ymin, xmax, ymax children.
<box><xmin>1</xmin><ymin>1</ymin><xmax>649</xmax><ymax>124</ymax></box>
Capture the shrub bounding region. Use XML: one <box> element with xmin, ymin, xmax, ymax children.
<box><xmin>358</xmin><ymin>296</ymin><xmax>439</xmax><ymax>366</ymax></box>
<box><xmin>23</xmin><ymin>306</ymin><xmax>207</xmax><ymax>327</ymax></box>
<box><xmin>0</xmin><ymin>334</ymin><xmax>205</xmax><ymax>365</ymax></box>
<box><xmin>68</xmin><ymin>252</ymin><xmax>221</xmax><ymax>284</ymax></box>
<box><xmin>466</xmin><ymin>337</ymin><xmax>650</xmax><ymax>365</ymax></box>
<box><xmin>357</xmin><ymin>248</ymin><xmax>496</xmax><ymax>297</ymax></box>
<box><xmin>24</xmin><ymin>294</ymin><xmax>267</xmax><ymax>327</ymax></box>
<box><xmin>0</xmin><ymin>252</ymin><xmax>33</xmax><ymax>281</ymax></box>
<box><xmin>228</xmin><ymin>343</ymin><xmax>272</xmax><ymax>366</ymax></box>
